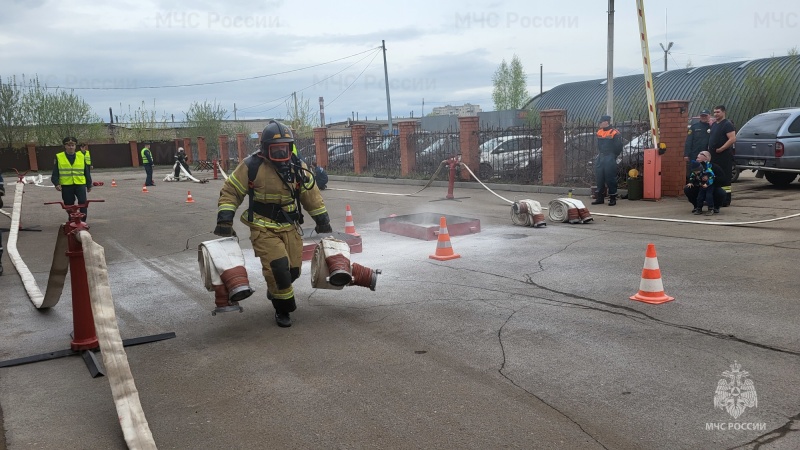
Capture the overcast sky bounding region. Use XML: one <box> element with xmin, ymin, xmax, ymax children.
<box><xmin>2</xmin><ymin>0</ymin><xmax>797</xmax><ymax>125</ymax></box>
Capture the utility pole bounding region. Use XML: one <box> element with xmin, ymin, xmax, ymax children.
<box><xmin>382</xmin><ymin>40</ymin><xmax>393</xmax><ymax>134</ymax></box>
<box><xmin>319</xmin><ymin>96</ymin><xmax>325</xmax><ymax>126</ymax></box>
<box><xmin>233</xmin><ymin>103</ymin><xmax>237</xmax><ymax>121</ymax></box>
<box><xmin>606</xmin><ymin>0</ymin><xmax>614</xmax><ymax>118</ymax></box>
<box><xmin>659</xmin><ymin>42</ymin><xmax>673</xmax><ymax>72</ymax></box>
<box><xmin>540</xmin><ymin>64</ymin><xmax>543</xmax><ymax>95</ymax></box>
<box><xmin>292</xmin><ymin>92</ymin><xmax>299</xmax><ymax>129</ymax></box>
<box><xmin>422</xmin><ymin>98</ymin><xmax>425</xmax><ymax>116</ymax></box>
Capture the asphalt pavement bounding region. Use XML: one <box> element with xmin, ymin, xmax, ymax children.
<box><xmin>1</xmin><ymin>167</ymin><xmax>799</xmax><ymax>449</ymax></box>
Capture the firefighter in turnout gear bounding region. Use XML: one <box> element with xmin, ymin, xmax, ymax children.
<box><xmin>214</xmin><ymin>120</ymin><xmax>332</xmax><ymax>327</ymax></box>
<box><xmin>593</xmin><ymin>115</ymin><xmax>624</xmax><ymax>206</ymax></box>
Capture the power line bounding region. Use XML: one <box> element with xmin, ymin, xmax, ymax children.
<box><xmin>4</xmin><ymin>47</ymin><xmax>381</xmax><ymax>91</ymax></box>
<box><xmin>239</xmin><ymin>47</ymin><xmax>381</xmax><ymax>112</ymax></box>
<box><xmin>327</xmin><ymin>49</ymin><xmax>382</xmax><ymax>107</ymax></box>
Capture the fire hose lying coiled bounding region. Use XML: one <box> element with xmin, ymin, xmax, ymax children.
<box><xmin>510</xmin><ymin>199</ymin><xmax>546</xmax><ymax>227</ymax></box>
<box><xmin>164</xmin><ymin>161</ymin><xmax>206</xmax><ymax>183</ymax></box>
<box><xmin>547</xmin><ymin>198</ymin><xmax>594</xmax><ymax>224</ymax></box>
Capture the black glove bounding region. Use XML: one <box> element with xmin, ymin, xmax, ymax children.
<box><xmin>312</xmin><ymin>212</ymin><xmax>332</xmax><ymax>234</ymax></box>
<box><xmin>213</xmin><ymin>222</ymin><xmax>236</xmax><ymax>237</ymax></box>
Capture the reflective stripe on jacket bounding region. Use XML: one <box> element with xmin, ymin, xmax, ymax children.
<box><xmin>217</xmin><ymin>157</ymin><xmax>327</xmax><ymax>231</ymax></box>
<box><xmin>141</xmin><ymin>148</ymin><xmax>152</xmax><ymax>164</ymax></box>
<box><xmin>56</xmin><ymin>152</ymin><xmax>87</xmax><ymax>185</ymax></box>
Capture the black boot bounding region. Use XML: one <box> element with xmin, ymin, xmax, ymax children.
<box><xmin>271</xmin><ymin>297</ymin><xmax>297</xmax><ymax>328</ymax></box>
<box><xmin>275</xmin><ymin>311</ymin><xmax>291</xmax><ymax>327</ymax></box>
<box><xmin>608</xmin><ymin>195</ymin><xmax>617</xmax><ymax>206</ymax></box>
<box><xmin>723</xmin><ymin>192</ymin><xmax>731</xmax><ymax>207</ymax></box>
<box><xmin>591</xmin><ymin>197</ymin><xmax>604</xmax><ymax>205</ymax></box>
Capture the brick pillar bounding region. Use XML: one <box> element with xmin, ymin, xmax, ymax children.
<box><xmin>26</xmin><ymin>142</ymin><xmax>38</xmax><ymax>171</ymax></box>
<box><xmin>236</xmin><ymin>133</ymin><xmax>246</xmax><ymax>162</ymax></box>
<box><xmin>182</xmin><ymin>137</ymin><xmax>192</xmax><ymax>163</ymax></box>
<box><xmin>351</xmin><ymin>124</ymin><xmax>367</xmax><ymax>174</ymax></box>
<box><xmin>398</xmin><ymin>120</ymin><xmax>418</xmax><ymax>176</ymax></box>
<box><xmin>129</xmin><ymin>141</ymin><xmax>139</xmax><ymax>167</ymax></box>
<box><xmin>657</xmin><ymin>100</ymin><xmax>690</xmax><ymax>197</ymax></box>
<box><xmin>197</xmin><ymin>136</ymin><xmax>207</xmax><ymax>161</ymax></box>
<box><xmin>540</xmin><ymin>109</ymin><xmax>567</xmax><ymax>185</ymax></box>
<box><xmin>313</xmin><ymin>127</ymin><xmax>328</xmax><ymax>167</ymax></box>
<box><xmin>218</xmin><ymin>135</ymin><xmax>229</xmax><ymax>170</ymax></box>
<box><xmin>458</xmin><ymin>116</ymin><xmax>480</xmax><ymax>181</ymax></box>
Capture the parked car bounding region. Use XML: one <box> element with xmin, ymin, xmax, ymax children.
<box><xmin>416</xmin><ymin>135</ymin><xmax>460</xmax><ymax>171</ymax></box>
<box><xmin>327</xmin><ymin>142</ymin><xmax>354</xmax><ymax>170</ymax></box>
<box><xmin>478</xmin><ymin>135</ymin><xmax>542</xmax><ymax>179</ymax></box>
<box><xmin>733</xmin><ymin>107</ymin><xmax>800</xmax><ymax>186</ymax></box>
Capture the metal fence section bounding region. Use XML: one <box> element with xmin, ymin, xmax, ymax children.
<box><xmin>563</xmin><ymin>123</ymin><xmax>597</xmax><ymax>187</ymax></box>
<box><xmin>295</xmin><ymin>137</ymin><xmax>315</xmax><ymax>165</ymax></box>
<box><xmin>325</xmin><ymin>136</ymin><xmax>353</xmax><ymax>175</ymax></box>
<box><xmin>365</xmin><ymin>135</ymin><xmax>401</xmax><ymax>178</ymax></box>
<box><xmin>474</xmin><ymin>126</ymin><xmax>542</xmax><ymax>184</ymax></box>
<box><xmin>410</xmin><ymin>130</ymin><xmax>460</xmax><ymax>180</ymax></box>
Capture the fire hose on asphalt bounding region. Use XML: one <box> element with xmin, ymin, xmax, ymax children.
<box><xmin>6</xmin><ymin>181</ymin><xmax>157</xmax><ymax>449</ymax></box>
<box><xmin>457</xmin><ymin>162</ymin><xmax>800</xmax><ymax>227</ymax></box>
<box><xmin>76</xmin><ymin>230</ymin><xmax>158</xmax><ymax>450</ymax></box>
<box><xmin>164</xmin><ymin>161</ymin><xmax>207</xmax><ymax>183</ymax></box>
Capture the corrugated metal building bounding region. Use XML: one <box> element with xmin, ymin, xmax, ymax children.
<box><xmin>526</xmin><ymin>55</ymin><xmax>800</xmax><ymax>126</ymax></box>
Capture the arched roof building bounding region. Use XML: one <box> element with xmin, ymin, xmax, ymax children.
<box><xmin>526</xmin><ymin>55</ymin><xmax>800</xmax><ymax>126</ymax></box>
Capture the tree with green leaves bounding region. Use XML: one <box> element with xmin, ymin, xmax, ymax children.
<box><xmin>0</xmin><ymin>74</ymin><xmax>106</xmax><ymax>146</ymax></box>
<box><xmin>0</xmin><ymin>75</ymin><xmax>27</xmax><ymax>149</ymax></box>
<box><xmin>492</xmin><ymin>54</ymin><xmax>529</xmax><ymax>110</ymax></box>
<box><xmin>184</xmin><ymin>100</ymin><xmax>229</xmax><ymax>158</ymax></box>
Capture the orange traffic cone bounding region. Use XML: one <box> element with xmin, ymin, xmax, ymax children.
<box><xmin>142</xmin><ymin>184</ymin><xmax>148</xmax><ymax>193</ymax></box>
<box><xmin>186</xmin><ymin>190</ymin><xmax>195</xmax><ymax>203</ymax></box>
<box><xmin>344</xmin><ymin>204</ymin><xmax>359</xmax><ymax>236</ymax></box>
<box><xmin>630</xmin><ymin>243</ymin><xmax>674</xmax><ymax>304</ymax></box>
<box><xmin>111</xmin><ymin>179</ymin><xmax>117</xmax><ymax>187</ymax></box>
<box><xmin>429</xmin><ymin>216</ymin><xmax>461</xmax><ymax>261</ymax></box>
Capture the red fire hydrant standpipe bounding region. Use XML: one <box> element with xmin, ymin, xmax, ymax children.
<box><xmin>440</xmin><ymin>155</ymin><xmax>468</xmax><ymax>201</ymax></box>
<box><xmin>45</xmin><ymin>201</ymin><xmax>105</xmax><ymax>351</ymax></box>
<box><xmin>0</xmin><ymin>199</ymin><xmax>177</xmax><ymax>378</ymax></box>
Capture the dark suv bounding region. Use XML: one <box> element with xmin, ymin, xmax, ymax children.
<box><xmin>734</xmin><ymin>107</ymin><xmax>800</xmax><ymax>186</ymax></box>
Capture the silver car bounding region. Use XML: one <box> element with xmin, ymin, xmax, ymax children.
<box><xmin>734</xmin><ymin>107</ymin><xmax>800</xmax><ymax>186</ymax></box>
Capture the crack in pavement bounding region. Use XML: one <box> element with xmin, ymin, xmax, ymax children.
<box><xmin>729</xmin><ymin>411</ymin><xmax>800</xmax><ymax>450</ymax></box>
<box><xmin>495</xmin><ymin>307</ymin><xmax>610</xmax><ymax>450</ymax></box>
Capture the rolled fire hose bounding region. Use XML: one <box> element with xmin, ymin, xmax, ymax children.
<box><xmin>76</xmin><ymin>230</ymin><xmax>158</xmax><ymax>450</ymax></box>
<box><xmin>510</xmin><ymin>199</ymin><xmax>546</xmax><ymax>227</ymax></box>
<box><xmin>548</xmin><ymin>198</ymin><xmax>594</xmax><ymax>224</ymax></box>
<box><xmin>7</xmin><ymin>181</ymin><xmax>69</xmax><ymax>309</ymax></box>
<box><xmin>198</xmin><ymin>237</ymin><xmax>254</xmax><ymax>314</ymax></box>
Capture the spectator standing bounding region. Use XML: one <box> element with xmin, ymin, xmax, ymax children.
<box><xmin>53</xmin><ymin>136</ymin><xmax>92</xmax><ymax>219</ymax></box>
<box><xmin>684</xmin><ymin>109</ymin><xmax>711</xmax><ymax>178</ymax></box>
<box><xmin>708</xmin><ymin>105</ymin><xmax>736</xmax><ymax>206</ymax></box>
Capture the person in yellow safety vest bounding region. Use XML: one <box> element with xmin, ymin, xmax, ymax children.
<box><xmin>141</xmin><ymin>143</ymin><xmax>155</xmax><ymax>186</ymax></box>
<box><xmin>79</xmin><ymin>142</ymin><xmax>93</xmax><ymax>169</ymax></box>
<box><xmin>52</xmin><ymin>136</ymin><xmax>92</xmax><ymax>219</ymax></box>
<box><xmin>214</xmin><ymin>120</ymin><xmax>332</xmax><ymax>328</ymax></box>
